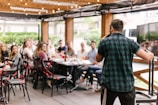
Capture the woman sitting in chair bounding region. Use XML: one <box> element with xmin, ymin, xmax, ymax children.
<box><xmin>33</xmin><ymin>42</ymin><xmax>48</xmax><ymax>60</ymax></box>
<box><xmin>6</xmin><ymin>45</ymin><xmax>22</xmax><ymax>69</ymax></box>
<box><xmin>33</xmin><ymin>42</ymin><xmax>53</xmax><ymax>87</ymax></box>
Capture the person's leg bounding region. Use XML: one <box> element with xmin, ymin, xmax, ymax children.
<box><xmin>101</xmin><ymin>87</ymin><xmax>117</xmax><ymax>105</ymax></box>
<box><xmin>75</xmin><ymin>66</ymin><xmax>83</xmax><ymax>81</ymax></box>
<box><xmin>76</xmin><ymin>65</ymin><xmax>89</xmax><ymax>82</ymax></box>
<box><xmin>95</xmin><ymin>70</ymin><xmax>102</xmax><ymax>92</ymax></box>
<box><xmin>88</xmin><ymin>69</ymin><xmax>94</xmax><ymax>85</ymax></box>
<box><xmin>118</xmin><ymin>88</ymin><xmax>135</xmax><ymax>105</ymax></box>
<box><xmin>95</xmin><ymin>70</ymin><xmax>102</xmax><ymax>86</ymax></box>
<box><xmin>88</xmin><ymin>65</ymin><xmax>102</xmax><ymax>85</ymax></box>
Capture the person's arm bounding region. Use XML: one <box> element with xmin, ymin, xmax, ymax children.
<box><xmin>12</xmin><ymin>54</ymin><xmax>21</xmax><ymax>66</ymax></box>
<box><xmin>96</xmin><ymin>53</ymin><xmax>103</xmax><ymax>62</ymax></box>
<box><xmin>136</xmin><ymin>48</ymin><xmax>154</xmax><ymax>61</ymax></box>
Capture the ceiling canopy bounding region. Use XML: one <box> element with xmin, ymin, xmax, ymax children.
<box><xmin>0</xmin><ymin>0</ymin><xmax>158</xmax><ymax>21</ymax></box>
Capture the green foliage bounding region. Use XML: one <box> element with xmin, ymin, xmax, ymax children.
<box><xmin>0</xmin><ymin>32</ymin><xmax>38</xmax><ymax>45</ymax></box>
<box><xmin>138</xmin><ymin>31</ymin><xmax>158</xmax><ymax>43</ymax></box>
<box><xmin>77</xmin><ymin>29</ymin><xmax>101</xmax><ymax>47</ymax></box>
<box><xmin>48</xmin><ymin>35</ymin><xmax>60</xmax><ymax>47</ymax></box>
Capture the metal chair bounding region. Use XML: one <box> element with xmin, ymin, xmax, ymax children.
<box><xmin>41</xmin><ymin>60</ymin><xmax>68</xmax><ymax>96</ymax></box>
<box><xmin>6</xmin><ymin>60</ymin><xmax>31</xmax><ymax>101</ymax></box>
<box><xmin>0</xmin><ymin>65</ymin><xmax>8</xmax><ymax>105</ymax></box>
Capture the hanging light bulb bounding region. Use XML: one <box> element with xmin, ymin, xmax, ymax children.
<box><xmin>8</xmin><ymin>2</ymin><xmax>10</xmax><ymax>5</ymax></box>
<box><xmin>52</xmin><ymin>10</ymin><xmax>55</xmax><ymax>13</ymax></box>
<box><xmin>71</xmin><ymin>6</ymin><xmax>73</xmax><ymax>9</ymax></box>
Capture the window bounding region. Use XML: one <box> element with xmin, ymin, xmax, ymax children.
<box><xmin>129</xmin><ymin>29</ymin><xmax>136</xmax><ymax>37</ymax></box>
<box><xmin>122</xmin><ymin>29</ymin><xmax>126</xmax><ymax>35</ymax></box>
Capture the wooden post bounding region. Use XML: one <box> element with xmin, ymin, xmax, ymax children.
<box><xmin>101</xmin><ymin>13</ymin><xmax>113</xmax><ymax>38</ymax></box>
<box><xmin>41</xmin><ymin>21</ymin><xmax>49</xmax><ymax>43</ymax></box>
<box><xmin>65</xmin><ymin>18</ymin><xmax>74</xmax><ymax>44</ymax></box>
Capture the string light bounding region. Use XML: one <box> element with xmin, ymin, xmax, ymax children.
<box><xmin>58</xmin><ymin>2</ymin><xmax>60</xmax><ymax>6</ymax></box>
<box><xmin>8</xmin><ymin>2</ymin><xmax>10</xmax><ymax>5</ymax></box>
<box><xmin>52</xmin><ymin>10</ymin><xmax>55</xmax><ymax>13</ymax></box>
<box><xmin>57</xmin><ymin>8</ymin><xmax>60</xmax><ymax>11</ymax></box>
<box><xmin>75</xmin><ymin>4</ymin><xmax>78</xmax><ymax>8</ymax></box>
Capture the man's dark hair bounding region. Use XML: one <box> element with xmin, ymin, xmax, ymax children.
<box><xmin>59</xmin><ymin>40</ymin><xmax>62</xmax><ymax>43</ymax></box>
<box><xmin>110</xmin><ymin>19</ymin><xmax>123</xmax><ymax>31</ymax></box>
<box><xmin>91</xmin><ymin>40</ymin><xmax>96</xmax><ymax>44</ymax></box>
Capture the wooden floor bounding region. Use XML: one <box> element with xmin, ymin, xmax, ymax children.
<box><xmin>6</xmin><ymin>81</ymin><xmax>157</xmax><ymax>105</ymax></box>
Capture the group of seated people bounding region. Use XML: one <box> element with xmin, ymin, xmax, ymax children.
<box><xmin>0</xmin><ymin>39</ymin><xmax>102</xmax><ymax>92</ymax></box>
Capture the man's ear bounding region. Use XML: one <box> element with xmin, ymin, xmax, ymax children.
<box><xmin>110</xmin><ymin>26</ymin><xmax>113</xmax><ymax>34</ymax></box>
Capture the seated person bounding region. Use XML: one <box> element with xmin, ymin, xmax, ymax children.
<box><xmin>77</xmin><ymin>42</ymin><xmax>87</xmax><ymax>60</ymax></box>
<box><xmin>57</xmin><ymin>40</ymin><xmax>67</xmax><ymax>53</ymax></box>
<box><xmin>34</xmin><ymin>42</ymin><xmax>53</xmax><ymax>87</ymax></box>
<box><xmin>95</xmin><ymin>70</ymin><xmax>102</xmax><ymax>92</ymax></box>
<box><xmin>21</xmin><ymin>39</ymin><xmax>34</xmax><ymax>66</ymax></box>
<box><xmin>76</xmin><ymin>41</ymin><xmax>97</xmax><ymax>84</ymax></box>
<box><xmin>0</xmin><ymin>43</ymin><xmax>9</xmax><ymax>63</ymax></box>
<box><xmin>85</xmin><ymin>61</ymin><xmax>103</xmax><ymax>89</ymax></box>
<box><xmin>66</xmin><ymin>42</ymin><xmax>75</xmax><ymax>57</ymax></box>
<box><xmin>47</xmin><ymin>40</ymin><xmax>55</xmax><ymax>58</ymax></box>
<box><xmin>4</xmin><ymin>45</ymin><xmax>22</xmax><ymax>77</ymax></box>
<box><xmin>33</xmin><ymin>42</ymin><xmax>48</xmax><ymax>60</ymax></box>
<box><xmin>9</xmin><ymin>45</ymin><xmax>22</xmax><ymax>67</ymax></box>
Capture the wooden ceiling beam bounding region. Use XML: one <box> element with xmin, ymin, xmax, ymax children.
<box><xmin>0</xmin><ymin>0</ymin><xmax>71</xmax><ymax>11</ymax></box>
<box><xmin>0</xmin><ymin>0</ymin><xmax>119</xmax><ymax>15</ymax></box>
<box><xmin>49</xmin><ymin>0</ymin><xmax>118</xmax><ymax>4</ymax></box>
<box><xmin>0</xmin><ymin>5</ymin><xmax>53</xmax><ymax>15</ymax></box>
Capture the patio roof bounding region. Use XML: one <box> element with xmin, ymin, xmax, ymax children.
<box><xmin>0</xmin><ymin>0</ymin><xmax>158</xmax><ymax>21</ymax></box>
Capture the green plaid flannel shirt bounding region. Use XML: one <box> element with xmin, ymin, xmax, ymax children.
<box><xmin>98</xmin><ymin>33</ymin><xmax>140</xmax><ymax>92</ymax></box>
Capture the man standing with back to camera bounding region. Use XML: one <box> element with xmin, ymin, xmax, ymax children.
<box><xmin>96</xmin><ymin>19</ymin><xmax>154</xmax><ymax>105</ymax></box>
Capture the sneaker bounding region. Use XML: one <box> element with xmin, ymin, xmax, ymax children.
<box><xmin>95</xmin><ymin>87</ymin><xmax>101</xmax><ymax>92</ymax></box>
<box><xmin>80</xmin><ymin>77</ymin><xmax>85</xmax><ymax>83</ymax></box>
<box><xmin>47</xmin><ymin>80</ymin><xmax>52</xmax><ymax>88</ymax></box>
<box><xmin>88</xmin><ymin>84</ymin><xmax>93</xmax><ymax>89</ymax></box>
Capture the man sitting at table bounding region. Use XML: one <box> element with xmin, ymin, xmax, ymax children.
<box><xmin>57</xmin><ymin>40</ymin><xmax>67</xmax><ymax>53</ymax></box>
<box><xmin>76</xmin><ymin>41</ymin><xmax>97</xmax><ymax>88</ymax></box>
<box><xmin>77</xmin><ymin>42</ymin><xmax>88</xmax><ymax>60</ymax></box>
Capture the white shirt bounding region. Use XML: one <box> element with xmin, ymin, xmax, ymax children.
<box><xmin>77</xmin><ymin>50</ymin><xmax>88</xmax><ymax>59</ymax></box>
